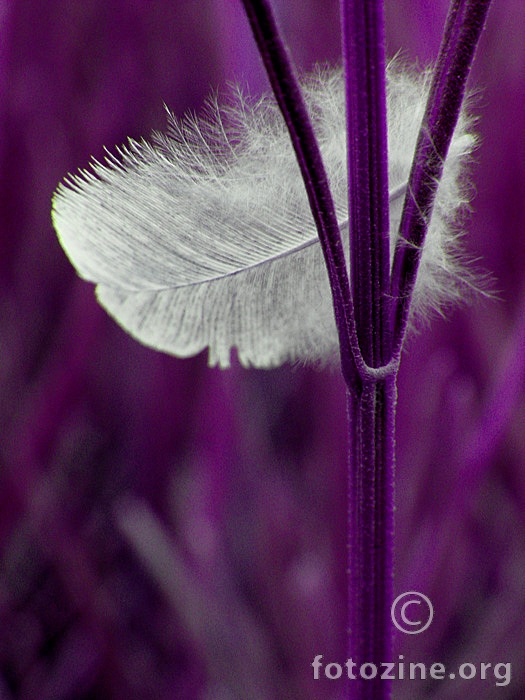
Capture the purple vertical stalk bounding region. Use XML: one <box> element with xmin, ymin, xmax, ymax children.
<box><xmin>391</xmin><ymin>0</ymin><xmax>494</xmax><ymax>354</ymax></box>
<box><xmin>340</xmin><ymin>0</ymin><xmax>391</xmax><ymax>368</ymax></box>
<box><xmin>241</xmin><ymin>1</ymin><xmax>396</xmax><ymax>699</ymax></box>
<box><xmin>241</xmin><ymin>1</ymin><xmax>492</xmax><ymax>700</ymax></box>
<box><xmin>346</xmin><ymin>376</ymin><xmax>395</xmax><ymax>700</ymax></box>
<box><xmin>239</xmin><ymin>0</ymin><xmax>364</xmax><ymax>390</ymax></box>
<box><xmin>340</xmin><ymin>3</ymin><xmax>395</xmax><ymax>699</ymax></box>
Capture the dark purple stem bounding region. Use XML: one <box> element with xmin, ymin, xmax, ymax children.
<box><xmin>346</xmin><ymin>377</ymin><xmax>396</xmax><ymax>700</ymax></box>
<box><xmin>240</xmin><ymin>0</ymin><xmax>363</xmax><ymax>389</ymax></box>
<box><xmin>242</xmin><ymin>2</ymin><xmax>397</xmax><ymax>699</ymax></box>
<box><xmin>340</xmin><ymin>3</ymin><xmax>394</xmax><ymax>699</ymax></box>
<box><xmin>341</xmin><ymin>0</ymin><xmax>391</xmax><ymax>369</ymax></box>
<box><xmin>240</xmin><ymin>2</ymin><xmax>491</xmax><ymax>700</ymax></box>
<box><xmin>390</xmin><ymin>0</ymin><xmax>493</xmax><ymax>354</ymax></box>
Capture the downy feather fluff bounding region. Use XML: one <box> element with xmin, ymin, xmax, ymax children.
<box><xmin>52</xmin><ymin>64</ymin><xmax>475</xmax><ymax>368</ymax></box>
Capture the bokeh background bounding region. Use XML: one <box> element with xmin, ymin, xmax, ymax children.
<box><xmin>1</xmin><ymin>1</ymin><xmax>524</xmax><ymax>698</ymax></box>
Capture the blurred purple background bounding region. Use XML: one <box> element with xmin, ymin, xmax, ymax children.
<box><xmin>1</xmin><ymin>1</ymin><xmax>524</xmax><ymax>698</ymax></box>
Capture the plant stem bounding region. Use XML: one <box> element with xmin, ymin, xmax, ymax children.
<box><xmin>340</xmin><ymin>0</ymin><xmax>391</xmax><ymax>368</ymax></box>
<box><xmin>239</xmin><ymin>0</ymin><xmax>364</xmax><ymax>389</ymax></box>
<box><xmin>242</xmin><ymin>2</ymin><xmax>397</xmax><ymax>699</ymax></box>
<box><xmin>347</xmin><ymin>375</ymin><xmax>396</xmax><ymax>700</ymax></box>
<box><xmin>391</xmin><ymin>0</ymin><xmax>494</xmax><ymax>354</ymax></box>
<box><xmin>241</xmin><ymin>2</ymin><xmax>495</xmax><ymax>699</ymax></box>
<box><xmin>340</xmin><ymin>3</ymin><xmax>395</xmax><ymax>698</ymax></box>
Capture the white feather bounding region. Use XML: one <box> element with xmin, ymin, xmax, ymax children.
<box><xmin>52</xmin><ymin>64</ymin><xmax>475</xmax><ymax>368</ymax></box>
